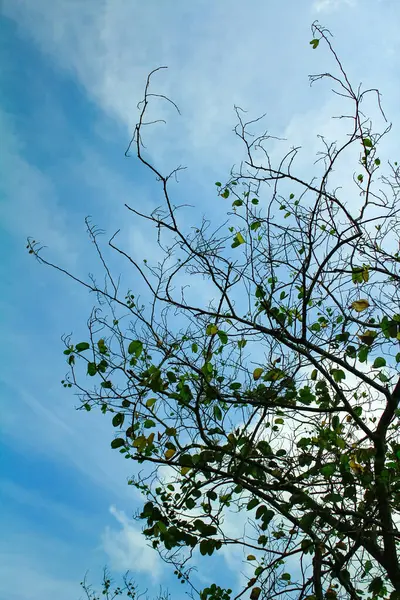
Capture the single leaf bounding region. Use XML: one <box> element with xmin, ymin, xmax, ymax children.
<box><xmin>111</xmin><ymin>438</ymin><xmax>125</xmax><ymax>449</ymax></box>
<box><xmin>351</xmin><ymin>299</ymin><xmax>369</xmax><ymax>312</ymax></box>
<box><xmin>76</xmin><ymin>342</ymin><xmax>90</xmax><ymax>352</ymax></box>
<box><xmin>165</xmin><ymin>448</ymin><xmax>176</xmax><ymax>460</ymax></box>
<box><xmin>253</xmin><ymin>368</ymin><xmax>263</xmax><ymax>381</ymax></box>
<box><xmin>373</xmin><ymin>357</ymin><xmax>386</xmax><ymax>368</ymax></box>
<box><xmin>128</xmin><ymin>340</ymin><xmax>143</xmax><ymax>357</ymax></box>
<box><xmin>320</xmin><ymin>463</ymin><xmax>336</xmax><ymax>477</ymax></box>
<box><xmin>247</xmin><ymin>555</ymin><xmax>256</xmax><ymax>561</ymax></box>
<box><xmin>87</xmin><ymin>362</ymin><xmax>97</xmax><ymax>376</ymax></box>
<box><xmin>217</xmin><ymin>330</ymin><xmax>228</xmax><ymax>344</ymax></box>
<box><xmin>358</xmin><ymin>330</ymin><xmax>377</xmax><ymax>346</ymax></box>
<box><xmin>112</xmin><ymin>413</ymin><xmax>125</xmax><ymax>427</ymax></box>
<box><xmin>250</xmin><ymin>588</ymin><xmax>261</xmax><ymax>600</ymax></box>
<box><xmin>206</xmin><ymin>324</ymin><xmax>218</xmax><ymax>336</ymax></box>
<box><xmin>309</xmin><ymin>38</ymin><xmax>319</xmax><ymax>49</ymax></box>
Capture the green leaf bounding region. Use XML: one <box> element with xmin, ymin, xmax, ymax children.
<box><xmin>128</xmin><ymin>340</ymin><xmax>143</xmax><ymax>358</ymax></box>
<box><xmin>215</xmin><ymin>181</ymin><xmax>222</xmax><ymax>187</ymax></box>
<box><xmin>217</xmin><ymin>330</ymin><xmax>228</xmax><ymax>344</ymax></box>
<box><xmin>363</xmin><ymin>138</ymin><xmax>373</xmax><ymax>148</ymax></box>
<box><xmin>213</xmin><ymin>405</ymin><xmax>222</xmax><ymax>421</ymax></box>
<box><xmin>247</xmin><ymin>498</ymin><xmax>259</xmax><ymax>511</ymax></box>
<box><xmin>321</xmin><ymin>463</ymin><xmax>336</xmax><ymax>477</ymax></box>
<box><xmin>97</xmin><ymin>339</ymin><xmax>107</xmax><ymax>354</ymax></box>
<box><xmin>281</xmin><ymin>573</ymin><xmax>291</xmax><ymax>581</ymax></box>
<box><xmin>101</xmin><ymin>381</ymin><xmax>112</xmax><ymax>389</ymax></box>
<box><xmin>368</xmin><ymin>577</ymin><xmax>384</xmax><ymax>595</ymax></box>
<box><xmin>191</xmin><ymin>343</ymin><xmax>198</xmax><ymax>353</ymax></box>
<box><xmin>310</xmin><ymin>38</ymin><xmax>319</xmax><ymax>49</ymax></box>
<box><xmin>111</xmin><ymin>438</ymin><xmax>125</xmax><ymax>449</ymax></box>
<box><xmin>76</xmin><ymin>342</ymin><xmax>90</xmax><ymax>352</ymax></box>
<box><xmin>330</xmin><ymin>369</ymin><xmax>346</xmax><ymax>383</ymax></box>
<box><xmin>186</xmin><ymin>498</ymin><xmax>196</xmax><ymax>509</ymax></box>
<box><xmin>250</xmin><ymin>221</ymin><xmax>261</xmax><ymax>231</ymax></box>
<box><xmin>87</xmin><ymin>362</ymin><xmax>97</xmax><ymax>376</ymax></box>
<box><xmin>112</xmin><ymin>413</ymin><xmax>125</xmax><ymax>427</ymax></box>
<box><xmin>373</xmin><ymin>357</ymin><xmax>386</xmax><ymax>368</ymax></box>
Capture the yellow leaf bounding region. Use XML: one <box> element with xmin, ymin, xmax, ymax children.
<box><xmin>133</xmin><ymin>435</ymin><xmax>147</xmax><ymax>451</ymax></box>
<box><xmin>147</xmin><ymin>433</ymin><xmax>155</xmax><ymax>447</ymax></box>
<box><xmin>247</xmin><ymin>555</ymin><xmax>256</xmax><ymax>561</ymax></box>
<box><xmin>146</xmin><ymin>397</ymin><xmax>157</xmax><ymax>408</ymax></box>
<box><xmin>236</xmin><ymin>231</ymin><xmax>245</xmax><ymax>244</ymax></box>
<box><xmin>362</xmin><ymin>267</ymin><xmax>369</xmax><ymax>282</ymax></box>
<box><xmin>358</xmin><ymin>329</ymin><xmax>377</xmax><ymax>346</ymax></box>
<box><xmin>164</xmin><ymin>448</ymin><xmax>176</xmax><ymax>460</ymax></box>
<box><xmin>207</xmin><ymin>324</ymin><xmax>218</xmax><ymax>335</ymax></box>
<box><xmin>181</xmin><ymin>466</ymin><xmax>191</xmax><ymax>475</ymax></box>
<box><xmin>253</xmin><ymin>367</ymin><xmax>264</xmax><ymax>381</ymax></box>
<box><xmin>250</xmin><ymin>587</ymin><xmax>261</xmax><ymax>600</ymax></box>
<box><xmin>351</xmin><ymin>299</ymin><xmax>369</xmax><ymax>312</ymax></box>
<box><xmin>349</xmin><ymin>458</ymin><xmax>364</xmax><ymax>475</ymax></box>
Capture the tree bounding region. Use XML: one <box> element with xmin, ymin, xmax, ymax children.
<box><xmin>79</xmin><ymin>569</ymin><xmax>169</xmax><ymax>600</ymax></box>
<box><xmin>28</xmin><ymin>22</ymin><xmax>400</xmax><ymax>600</ymax></box>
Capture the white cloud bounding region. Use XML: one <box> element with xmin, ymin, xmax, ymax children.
<box><xmin>313</xmin><ymin>0</ymin><xmax>356</xmax><ymax>11</ymax></box>
<box><xmin>102</xmin><ymin>505</ymin><xmax>163</xmax><ymax>580</ymax></box>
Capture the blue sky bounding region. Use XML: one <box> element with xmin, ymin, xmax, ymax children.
<box><xmin>1</xmin><ymin>1</ymin><xmax>400</xmax><ymax>599</ymax></box>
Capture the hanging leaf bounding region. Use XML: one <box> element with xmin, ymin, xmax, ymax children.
<box><xmin>165</xmin><ymin>448</ymin><xmax>176</xmax><ymax>460</ymax></box>
<box><xmin>310</xmin><ymin>38</ymin><xmax>319</xmax><ymax>49</ymax></box>
<box><xmin>351</xmin><ymin>299</ymin><xmax>369</xmax><ymax>312</ymax></box>
<box><xmin>206</xmin><ymin>324</ymin><xmax>218</xmax><ymax>336</ymax></box>
<box><xmin>253</xmin><ymin>368</ymin><xmax>264</xmax><ymax>381</ymax></box>
<box><xmin>373</xmin><ymin>357</ymin><xmax>386</xmax><ymax>368</ymax></box>
<box><xmin>128</xmin><ymin>340</ymin><xmax>143</xmax><ymax>357</ymax></box>
<box><xmin>358</xmin><ymin>330</ymin><xmax>377</xmax><ymax>346</ymax></box>
<box><xmin>87</xmin><ymin>362</ymin><xmax>97</xmax><ymax>376</ymax></box>
<box><xmin>217</xmin><ymin>330</ymin><xmax>228</xmax><ymax>344</ymax></box>
<box><xmin>250</xmin><ymin>587</ymin><xmax>261</xmax><ymax>600</ymax></box>
<box><xmin>112</xmin><ymin>413</ymin><xmax>125</xmax><ymax>427</ymax></box>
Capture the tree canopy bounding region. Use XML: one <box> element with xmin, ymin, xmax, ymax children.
<box><xmin>29</xmin><ymin>23</ymin><xmax>400</xmax><ymax>600</ymax></box>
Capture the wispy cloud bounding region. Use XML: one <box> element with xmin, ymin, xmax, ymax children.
<box><xmin>102</xmin><ymin>505</ymin><xmax>163</xmax><ymax>580</ymax></box>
